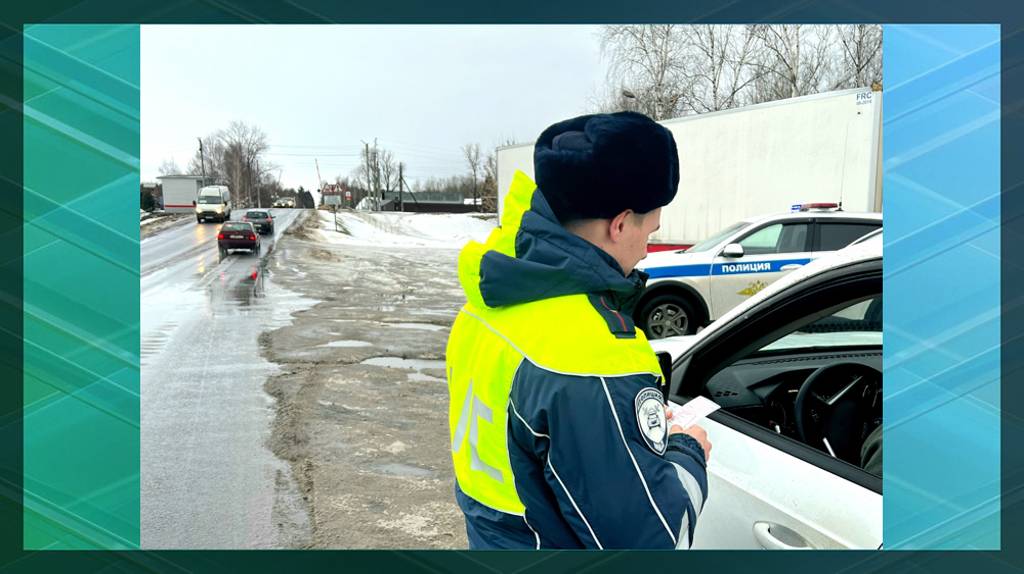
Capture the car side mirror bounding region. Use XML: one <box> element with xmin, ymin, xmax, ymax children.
<box><xmin>721</xmin><ymin>243</ymin><xmax>744</xmax><ymax>258</ymax></box>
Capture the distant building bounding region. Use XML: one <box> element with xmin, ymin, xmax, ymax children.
<box><xmin>157</xmin><ymin>175</ymin><xmax>206</xmax><ymax>213</ymax></box>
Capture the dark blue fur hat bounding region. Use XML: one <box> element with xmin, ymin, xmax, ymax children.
<box><xmin>533</xmin><ymin>111</ymin><xmax>679</xmax><ymax>223</ymax></box>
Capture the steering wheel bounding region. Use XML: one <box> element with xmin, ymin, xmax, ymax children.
<box><xmin>794</xmin><ymin>363</ymin><xmax>881</xmax><ymax>462</ymax></box>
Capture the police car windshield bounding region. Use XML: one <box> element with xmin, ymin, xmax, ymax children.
<box><xmin>685</xmin><ymin>222</ymin><xmax>748</xmax><ymax>253</ymax></box>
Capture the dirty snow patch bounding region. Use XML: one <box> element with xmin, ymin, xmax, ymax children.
<box><xmin>385</xmin><ymin>322</ymin><xmax>447</xmax><ymax>332</ymax></box>
<box><xmin>407</xmin><ymin>372</ymin><xmax>444</xmax><ymax>383</ymax></box>
<box><xmin>376</xmin><ymin>513</ymin><xmax>440</xmax><ymax>539</ymax></box>
<box><xmin>319</xmin><ymin>340</ymin><xmax>373</xmax><ymax>348</ymax></box>
<box><xmin>360</xmin><ymin>357</ymin><xmax>445</xmax><ymax>371</ymax></box>
<box><xmin>383</xmin><ymin>441</ymin><xmax>408</xmax><ymax>454</ymax></box>
<box><xmin>317</xmin><ymin>210</ymin><xmax>494</xmax><ymax>249</ymax></box>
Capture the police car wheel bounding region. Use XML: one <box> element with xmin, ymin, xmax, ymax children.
<box><xmin>639</xmin><ymin>295</ymin><xmax>696</xmax><ymax>339</ymax></box>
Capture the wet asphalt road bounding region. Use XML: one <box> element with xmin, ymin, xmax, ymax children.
<box><xmin>140</xmin><ymin>208</ymin><xmax>313</xmax><ymax>549</ymax></box>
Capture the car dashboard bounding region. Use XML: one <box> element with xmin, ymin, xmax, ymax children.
<box><xmin>704</xmin><ymin>348</ymin><xmax>882</xmax><ymax>452</ymax></box>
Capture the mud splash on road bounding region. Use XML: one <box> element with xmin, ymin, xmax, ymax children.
<box><xmin>259</xmin><ymin>224</ymin><xmax>469</xmax><ymax>549</ymax></box>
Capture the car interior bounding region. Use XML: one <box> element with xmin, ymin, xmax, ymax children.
<box><xmin>672</xmin><ymin>261</ymin><xmax>882</xmax><ymax>482</ymax></box>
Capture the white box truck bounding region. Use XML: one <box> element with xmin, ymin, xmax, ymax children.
<box><xmin>157</xmin><ymin>175</ymin><xmax>205</xmax><ymax>214</ymax></box>
<box><xmin>497</xmin><ymin>87</ymin><xmax>882</xmax><ymax>248</ymax></box>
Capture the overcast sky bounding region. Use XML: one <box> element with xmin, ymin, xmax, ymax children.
<box><xmin>141</xmin><ymin>25</ymin><xmax>607</xmax><ymax>192</ymax></box>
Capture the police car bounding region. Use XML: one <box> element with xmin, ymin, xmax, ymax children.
<box><xmin>650</xmin><ymin>231</ymin><xmax>882</xmax><ymax>549</ymax></box>
<box><xmin>636</xmin><ymin>204</ymin><xmax>882</xmax><ymax>339</ymax></box>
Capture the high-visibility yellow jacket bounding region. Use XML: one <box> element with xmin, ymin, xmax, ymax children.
<box><xmin>446</xmin><ymin>172</ymin><xmax>708</xmax><ymax>549</ymax></box>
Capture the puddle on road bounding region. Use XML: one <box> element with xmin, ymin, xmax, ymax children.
<box><xmin>372</xmin><ymin>462</ymin><xmax>436</xmax><ymax>479</ymax></box>
<box><xmin>331</xmin><ymin>319</ymin><xmax>446</xmax><ymax>332</ymax></box>
<box><xmin>408</xmin><ymin>309</ymin><xmax>456</xmax><ymax>319</ymax></box>
<box><xmin>319</xmin><ymin>340</ymin><xmax>373</xmax><ymax>348</ymax></box>
<box><xmin>360</xmin><ymin>357</ymin><xmax>446</xmax><ymax>371</ymax></box>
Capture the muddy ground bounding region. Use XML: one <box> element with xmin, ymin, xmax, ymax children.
<box><xmin>261</xmin><ymin>213</ymin><xmax>470</xmax><ymax>549</ymax></box>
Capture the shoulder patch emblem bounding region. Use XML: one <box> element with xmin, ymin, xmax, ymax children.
<box><xmin>635</xmin><ymin>387</ymin><xmax>667</xmax><ymax>454</ymax></box>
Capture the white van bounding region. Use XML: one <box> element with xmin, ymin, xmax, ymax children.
<box><xmin>195</xmin><ymin>185</ymin><xmax>232</xmax><ymax>223</ymax></box>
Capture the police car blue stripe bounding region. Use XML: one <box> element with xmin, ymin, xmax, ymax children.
<box><xmin>644</xmin><ymin>264</ymin><xmax>712</xmax><ymax>279</ymax></box>
<box><xmin>644</xmin><ymin>258</ymin><xmax>813</xmax><ymax>279</ymax></box>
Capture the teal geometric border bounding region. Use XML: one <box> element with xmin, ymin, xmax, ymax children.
<box><xmin>22</xmin><ymin>24</ymin><xmax>139</xmax><ymax>550</ymax></box>
<box><xmin>883</xmin><ymin>24</ymin><xmax>1001</xmax><ymax>550</ymax></box>
<box><xmin>0</xmin><ymin>2</ymin><xmax>1020</xmax><ymax>572</ymax></box>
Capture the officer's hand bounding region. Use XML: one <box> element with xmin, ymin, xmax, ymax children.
<box><xmin>668</xmin><ymin>418</ymin><xmax>712</xmax><ymax>462</ymax></box>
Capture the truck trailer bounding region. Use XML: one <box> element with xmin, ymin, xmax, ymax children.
<box><xmin>157</xmin><ymin>175</ymin><xmax>206</xmax><ymax>214</ymax></box>
<box><xmin>496</xmin><ymin>87</ymin><xmax>882</xmax><ymax>248</ymax></box>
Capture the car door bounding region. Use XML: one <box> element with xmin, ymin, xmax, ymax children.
<box><xmin>708</xmin><ymin>220</ymin><xmax>813</xmax><ymax>318</ymax></box>
<box><xmin>672</xmin><ymin>262</ymin><xmax>883</xmax><ymax>549</ymax></box>
<box><xmin>691</xmin><ymin>416</ymin><xmax>881</xmax><ymax>549</ymax></box>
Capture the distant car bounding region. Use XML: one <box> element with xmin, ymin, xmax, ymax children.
<box><xmin>273</xmin><ymin>197</ymin><xmax>296</xmax><ymax>208</ymax></box>
<box><xmin>242</xmin><ymin>210</ymin><xmax>275</xmax><ymax>235</ymax></box>
<box><xmin>635</xmin><ymin>204</ymin><xmax>882</xmax><ymax>339</ymax></box>
<box><xmin>650</xmin><ymin>232</ymin><xmax>883</xmax><ymax>549</ymax></box>
<box><xmin>217</xmin><ymin>221</ymin><xmax>260</xmax><ymax>257</ymax></box>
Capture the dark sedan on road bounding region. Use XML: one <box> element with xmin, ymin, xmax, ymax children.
<box><xmin>217</xmin><ymin>221</ymin><xmax>261</xmax><ymax>257</ymax></box>
<box><xmin>242</xmin><ymin>210</ymin><xmax>275</xmax><ymax>235</ymax></box>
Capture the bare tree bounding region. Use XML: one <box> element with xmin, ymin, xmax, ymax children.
<box><xmin>219</xmin><ymin>121</ymin><xmax>268</xmax><ymax>207</ymax></box>
<box><xmin>590</xmin><ymin>82</ymin><xmax>640</xmax><ymax>114</ymax></box>
<box><xmin>748</xmin><ymin>25</ymin><xmax>836</xmax><ymax>102</ymax></box>
<box><xmin>187</xmin><ymin>122</ymin><xmax>268</xmax><ymax>207</ymax></box>
<box><xmin>482</xmin><ymin>151</ymin><xmax>499</xmax><ymax>213</ymax></box>
<box><xmin>831</xmin><ymin>25</ymin><xmax>883</xmax><ymax>89</ymax></box>
<box><xmin>601</xmin><ymin>25</ymin><xmax>689</xmax><ymax>120</ymax></box>
<box><xmin>595</xmin><ymin>24</ymin><xmax>881</xmax><ymax>117</ymax></box>
<box><xmin>158</xmin><ymin>158</ymin><xmax>181</xmax><ymax>175</ymax></box>
<box><xmin>682</xmin><ymin>25</ymin><xmax>763</xmax><ymax>113</ymax></box>
<box><xmin>379</xmin><ymin>149</ymin><xmax>398</xmax><ymax>193</ymax></box>
<box><xmin>187</xmin><ymin>135</ymin><xmax>225</xmax><ymax>182</ymax></box>
<box><xmin>463</xmin><ymin>143</ymin><xmax>482</xmax><ymax>208</ymax></box>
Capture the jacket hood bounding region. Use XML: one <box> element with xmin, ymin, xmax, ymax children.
<box><xmin>457</xmin><ymin>171</ymin><xmax>647</xmax><ymax>314</ymax></box>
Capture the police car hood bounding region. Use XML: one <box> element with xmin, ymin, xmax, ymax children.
<box><xmin>457</xmin><ymin>171</ymin><xmax>645</xmax><ymax>311</ymax></box>
<box><xmin>636</xmin><ymin>248</ymin><xmax>709</xmax><ymax>271</ymax></box>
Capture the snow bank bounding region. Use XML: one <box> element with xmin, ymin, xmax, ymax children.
<box><xmin>317</xmin><ymin>210</ymin><xmax>495</xmax><ymax>249</ymax></box>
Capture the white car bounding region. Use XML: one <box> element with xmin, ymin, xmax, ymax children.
<box><xmin>636</xmin><ymin>205</ymin><xmax>882</xmax><ymax>339</ymax></box>
<box><xmin>651</xmin><ymin>232</ymin><xmax>883</xmax><ymax>549</ymax></box>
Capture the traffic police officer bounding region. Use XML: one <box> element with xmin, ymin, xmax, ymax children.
<box><xmin>446</xmin><ymin>112</ymin><xmax>712</xmax><ymax>549</ymax></box>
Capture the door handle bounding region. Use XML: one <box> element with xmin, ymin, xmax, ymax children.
<box><xmin>752</xmin><ymin>522</ymin><xmax>813</xmax><ymax>550</ymax></box>
<box><xmin>780</xmin><ymin>264</ymin><xmax>804</xmax><ymax>271</ymax></box>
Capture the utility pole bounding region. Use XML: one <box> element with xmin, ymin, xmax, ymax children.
<box><xmin>246</xmin><ymin>156</ymin><xmax>252</xmax><ymax>208</ymax></box>
<box><xmin>315</xmin><ymin>158</ymin><xmax>324</xmax><ymax>207</ymax></box>
<box><xmin>256</xmin><ymin>159</ymin><xmax>261</xmax><ymax>208</ymax></box>
<box><xmin>373</xmin><ymin>140</ymin><xmax>381</xmax><ymax>211</ymax></box>
<box><xmin>197</xmin><ymin>137</ymin><xmax>207</xmax><ymax>185</ymax></box>
<box><xmin>362</xmin><ymin>141</ymin><xmax>372</xmax><ymax>210</ymax></box>
<box><xmin>398</xmin><ymin>162</ymin><xmax>404</xmax><ymax>212</ymax></box>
